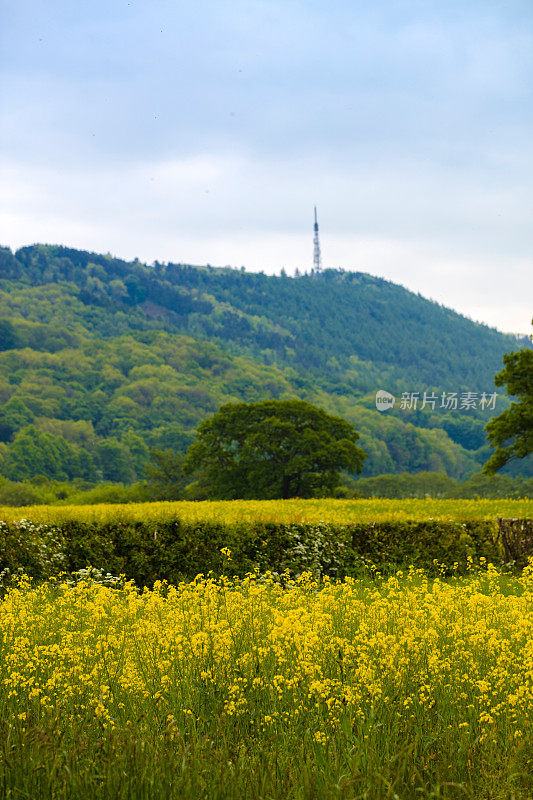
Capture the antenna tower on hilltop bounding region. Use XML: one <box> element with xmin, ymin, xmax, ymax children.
<box><xmin>313</xmin><ymin>206</ymin><xmax>322</xmax><ymax>272</ymax></box>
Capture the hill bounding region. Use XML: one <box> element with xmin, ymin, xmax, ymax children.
<box><xmin>0</xmin><ymin>243</ymin><xmax>530</xmax><ymax>485</ymax></box>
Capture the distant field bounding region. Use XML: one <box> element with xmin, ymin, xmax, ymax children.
<box><xmin>1</xmin><ymin>497</ymin><xmax>531</xmax><ymax>526</ymax></box>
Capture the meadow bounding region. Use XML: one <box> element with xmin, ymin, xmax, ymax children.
<box><xmin>1</xmin><ymin>496</ymin><xmax>532</xmax><ymax>526</ymax></box>
<box><xmin>1</xmin><ymin>565</ymin><xmax>533</xmax><ymax>798</ymax></box>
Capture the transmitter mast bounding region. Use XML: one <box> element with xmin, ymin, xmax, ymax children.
<box><xmin>313</xmin><ymin>206</ymin><xmax>322</xmax><ymax>272</ymax></box>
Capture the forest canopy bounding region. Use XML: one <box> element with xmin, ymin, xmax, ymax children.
<box><xmin>0</xmin><ymin>243</ymin><xmax>531</xmax><ymax>485</ymax></box>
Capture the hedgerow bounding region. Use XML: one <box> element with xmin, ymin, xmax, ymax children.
<box><xmin>2</xmin><ymin>517</ymin><xmax>530</xmax><ymax>587</ymax></box>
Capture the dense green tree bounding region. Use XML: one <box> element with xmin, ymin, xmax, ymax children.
<box><xmin>0</xmin><ymin>319</ymin><xmax>20</xmax><ymax>350</ymax></box>
<box><xmin>0</xmin><ymin>398</ymin><xmax>34</xmax><ymax>442</ymax></box>
<box><xmin>121</xmin><ymin>431</ymin><xmax>150</xmax><ymax>478</ymax></box>
<box><xmin>185</xmin><ymin>399</ymin><xmax>367</xmax><ymax>499</ymax></box>
<box><xmin>96</xmin><ymin>438</ymin><xmax>135</xmax><ymax>483</ymax></box>
<box><xmin>484</xmin><ymin>342</ymin><xmax>533</xmax><ymax>473</ymax></box>
<box><xmin>0</xmin><ymin>425</ymin><xmax>96</xmax><ymax>481</ymax></box>
<box><xmin>147</xmin><ymin>449</ymin><xmax>188</xmax><ymax>500</ymax></box>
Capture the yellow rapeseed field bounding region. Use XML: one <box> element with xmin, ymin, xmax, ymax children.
<box><xmin>1</xmin><ymin>564</ymin><xmax>533</xmax><ymax>798</ymax></box>
<box><xmin>0</xmin><ymin>496</ymin><xmax>531</xmax><ymax>526</ymax></box>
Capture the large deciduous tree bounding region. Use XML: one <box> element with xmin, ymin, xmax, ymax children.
<box><xmin>185</xmin><ymin>399</ymin><xmax>367</xmax><ymax>499</ymax></box>
<box><xmin>483</xmin><ymin>336</ymin><xmax>533</xmax><ymax>474</ymax></box>
<box><xmin>147</xmin><ymin>449</ymin><xmax>188</xmax><ymax>500</ymax></box>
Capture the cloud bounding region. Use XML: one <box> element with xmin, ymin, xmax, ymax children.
<box><xmin>0</xmin><ymin>0</ymin><xmax>531</xmax><ymax>336</ymax></box>
<box><xmin>1</xmin><ymin>151</ymin><xmax>531</xmax><ymax>335</ymax></box>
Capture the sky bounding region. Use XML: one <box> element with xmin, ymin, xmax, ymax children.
<box><xmin>1</xmin><ymin>0</ymin><xmax>532</xmax><ymax>335</ymax></box>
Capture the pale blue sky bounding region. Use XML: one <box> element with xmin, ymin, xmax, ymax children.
<box><xmin>1</xmin><ymin>0</ymin><xmax>532</xmax><ymax>333</ymax></box>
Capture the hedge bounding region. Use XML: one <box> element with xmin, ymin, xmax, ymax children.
<box><xmin>2</xmin><ymin>516</ymin><xmax>531</xmax><ymax>588</ymax></box>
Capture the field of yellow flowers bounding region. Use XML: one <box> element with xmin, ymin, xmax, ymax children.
<box><xmin>0</xmin><ymin>496</ymin><xmax>531</xmax><ymax>526</ymax></box>
<box><xmin>1</xmin><ymin>563</ymin><xmax>533</xmax><ymax>799</ymax></box>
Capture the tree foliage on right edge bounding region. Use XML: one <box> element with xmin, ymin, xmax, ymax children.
<box><xmin>185</xmin><ymin>399</ymin><xmax>367</xmax><ymax>499</ymax></box>
<box><xmin>484</xmin><ymin>336</ymin><xmax>533</xmax><ymax>474</ymax></box>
